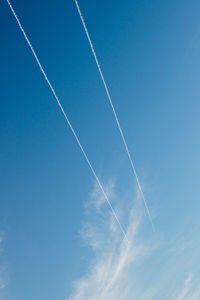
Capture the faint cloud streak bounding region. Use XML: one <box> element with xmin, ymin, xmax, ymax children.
<box><xmin>176</xmin><ymin>273</ymin><xmax>193</xmax><ymax>300</ymax></box>
<box><xmin>69</xmin><ymin>181</ymin><xmax>148</xmax><ymax>300</ymax></box>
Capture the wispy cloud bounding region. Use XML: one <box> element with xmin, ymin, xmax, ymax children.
<box><xmin>169</xmin><ymin>273</ymin><xmax>200</xmax><ymax>300</ymax></box>
<box><xmin>69</xmin><ymin>181</ymin><xmax>150</xmax><ymax>300</ymax></box>
<box><xmin>69</xmin><ymin>179</ymin><xmax>200</xmax><ymax>300</ymax></box>
<box><xmin>176</xmin><ymin>273</ymin><xmax>193</xmax><ymax>300</ymax></box>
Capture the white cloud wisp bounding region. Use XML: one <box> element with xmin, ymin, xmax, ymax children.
<box><xmin>69</xmin><ymin>181</ymin><xmax>148</xmax><ymax>300</ymax></box>
<box><xmin>69</xmin><ymin>180</ymin><xmax>200</xmax><ymax>300</ymax></box>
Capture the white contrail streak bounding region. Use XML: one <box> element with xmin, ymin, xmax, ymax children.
<box><xmin>74</xmin><ymin>0</ymin><xmax>155</xmax><ymax>231</ymax></box>
<box><xmin>5</xmin><ymin>0</ymin><xmax>129</xmax><ymax>243</ymax></box>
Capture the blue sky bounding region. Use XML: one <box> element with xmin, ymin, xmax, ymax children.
<box><xmin>1</xmin><ymin>0</ymin><xmax>200</xmax><ymax>299</ymax></box>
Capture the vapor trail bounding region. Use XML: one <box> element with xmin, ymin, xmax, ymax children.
<box><xmin>5</xmin><ymin>0</ymin><xmax>129</xmax><ymax>243</ymax></box>
<box><xmin>74</xmin><ymin>0</ymin><xmax>155</xmax><ymax>231</ymax></box>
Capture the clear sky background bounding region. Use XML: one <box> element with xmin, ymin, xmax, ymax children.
<box><xmin>1</xmin><ymin>0</ymin><xmax>200</xmax><ymax>299</ymax></box>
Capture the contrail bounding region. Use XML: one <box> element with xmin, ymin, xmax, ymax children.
<box><xmin>74</xmin><ymin>0</ymin><xmax>155</xmax><ymax>231</ymax></box>
<box><xmin>5</xmin><ymin>0</ymin><xmax>129</xmax><ymax>243</ymax></box>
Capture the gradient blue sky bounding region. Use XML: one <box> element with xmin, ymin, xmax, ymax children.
<box><xmin>1</xmin><ymin>0</ymin><xmax>200</xmax><ymax>299</ymax></box>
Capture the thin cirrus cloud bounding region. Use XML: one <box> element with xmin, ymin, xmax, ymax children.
<box><xmin>176</xmin><ymin>273</ymin><xmax>193</xmax><ymax>300</ymax></box>
<box><xmin>69</xmin><ymin>180</ymin><xmax>147</xmax><ymax>300</ymax></box>
<box><xmin>173</xmin><ymin>273</ymin><xmax>200</xmax><ymax>300</ymax></box>
<box><xmin>68</xmin><ymin>180</ymin><xmax>200</xmax><ymax>300</ymax></box>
